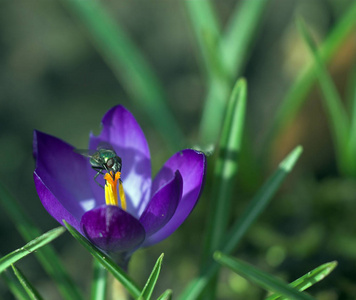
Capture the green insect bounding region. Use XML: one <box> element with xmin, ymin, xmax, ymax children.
<box><xmin>75</xmin><ymin>143</ymin><xmax>122</xmax><ymax>188</ymax></box>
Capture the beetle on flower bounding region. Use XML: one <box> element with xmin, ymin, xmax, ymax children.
<box><xmin>33</xmin><ymin>105</ymin><xmax>206</xmax><ymax>259</ymax></box>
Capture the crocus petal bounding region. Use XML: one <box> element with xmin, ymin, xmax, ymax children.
<box><xmin>89</xmin><ymin>105</ymin><xmax>151</xmax><ymax>218</ymax></box>
<box><xmin>81</xmin><ymin>206</ymin><xmax>145</xmax><ymax>253</ymax></box>
<box><xmin>139</xmin><ymin>171</ymin><xmax>182</xmax><ymax>237</ymax></box>
<box><xmin>34</xmin><ymin>173</ymin><xmax>81</xmax><ymax>232</ymax></box>
<box><xmin>33</xmin><ymin>131</ymin><xmax>97</xmax><ymax>229</ymax></box>
<box><xmin>143</xmin><ymin>149</ymin><xmax>206</xmax><ymax>247</ymax></box>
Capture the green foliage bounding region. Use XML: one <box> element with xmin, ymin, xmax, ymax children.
<box><xmin>178</xmin><ymin>146</ymin><xmax>303</xmax><ymax>300</ymax></box>
<box><xmin>139</xmin><ymin>254</ymin><xmax>164</xmax><ymax>300</ymax></box>
<box><xmin>0</xmin><ymin>182</ymin><xmax>85</xmax><ymax>300</ymax></box>
<box><xmin>185</xmin><ymin>0</ymin><xmax>269</xmax><ymax>144</ymax></box>
<box><xmin>11</xmin><ymin>265</ymin><xmax>44</xmax><ymax>300</ymax></box>
<box><xmin>156</xmin><ymin>289</ymin><xmax>173</xmax><ymax>300</ymax></box>
<box><xmin>0</xmin><ymin>227</ymin><xmax>65</xmax><ymax>274</ymax></box>
<box><xmin>201</xmin><ymin>78</ymin><xmax>247</xmax><ymax>298</ymax></box>
<box><xmin>90</xmin><ymin>259</ymin><xmax>107</xmax><ymax>300</ymax></box>
<box><xmin>266</xmin><ymin>1</ymin><xmax>356</xmax><ymax>150</ymax></box>
<box><xmin>266</xmin><ymin>261</ymin><xmax>337</xmax><ymax>300</ymax></box>
<box><xmin>60</xmin><ymin>0</ymin><xmax>184</xmax><ymax>150</ymax></box>
<box><xmin>297</xmin><ymin>17</ymin><xmax>350</xmax><ymax>174</ymax></box>
<box><xmin>203</xmin><ymin>78</ymin><xmax>247</xmax><ymax>263</ymax></box>
<box><xmin>214</xmin><ymin>252</ymin><xmax>315</xmax><ymax>300</ymax></box>
<box><xmin>1</xmin><ymin>1</ymin><xmax>353</xmax><ymax>299</ymax></box>
<box><xmin>63</xmin><ymin>221</ymin><xmax>141</xmax><ymax>299</ymax></box>
<box><xmin>1</xmin><ymin>270</ymin><xmax>31</xmax><ymax>300</ymax></box>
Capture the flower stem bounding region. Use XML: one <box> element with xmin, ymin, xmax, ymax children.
<box><xmin>91</xmin><ymin>259</ymin><xmax>108</xmax><ymax>300</ymax></box>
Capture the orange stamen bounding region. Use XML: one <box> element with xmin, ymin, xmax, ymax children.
<box><xmin>103</xmin><ymin>172</ymin><xmax>126</xmax><ymax>210</ymax></box>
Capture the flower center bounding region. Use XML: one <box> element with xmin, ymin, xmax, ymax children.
<box><xmin>103</xmin><ymin>172</ymin><xmax>127</xmax><ymax>210</ymax></box>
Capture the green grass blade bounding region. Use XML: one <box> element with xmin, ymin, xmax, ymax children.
<box><xmin>202</xmin><ymin>78</ymin><xmax>247</xmax><ymax>262</ymax></box>
<box><xmin>221</xmin><ymin>0</ymin><xmax>269</xmax><ymax>78</ymax></box>
<box><xmin>214</xmin><ymin>252</ymin><xmax>315</xmax><ymax>300</ymax></box>
<box><xmin>0</xmin><ymin>182</ymin><xmax>85</xmax><ymax>300</ymax></box>
<box><xmin>222</xmin><ymin>146</ymin><xmax>303</xmax><ymax>254</ymax></box>
<box><xmin>178</xmin><ymin>146</ymin><xmax>303</xmax><ymax>300</ymax></box>
<box><xmin>90</xmin><ymin>259</ymin><xmax>107</xmax><ymax>300</ymax></box>
<box><xmin>266</xmin><ymin>2</ymin><xmax>356</xmax><ymax>148</ymax></box>
<box><xmin>296</xmin><ymin>17</ymin><xmax>350</xmax><ymax>173</ymax></box>
<box><xmin>63</xmin><ymin>221</ymin><xmax>141</xmax><ymax>299</ymax></box>
<box><xmin>139</xmin><ymin>253</ymin><xmax>164</xmax><ymax>300</ymax></box>
<box><xmin>11</xmin><ymin>265</ymin><xmax>44</xmax><ymax>300</ymax></box>
<box><xmin>201</xmin><ymin>78</ymin><xmax>247</xmax><ymax>299</ymax></box>
<box><xmin>185</xmin><ymin>0</ymin><xmax>230</xmax><ymax>146</ymax></box>
<box><xmin>60</xmin><ymin>0</ymin><xmax>184</xmax><ymax>149</ymax></box>
<box><xmin>156</xmin><ymin>289</ymin><xmax>173</xmax><ymax>300</ymax></box>
<box><xmin>349</xmin><ymin>67</ymin><xmax>356</xmax><ymax>172</ymax></box>
<box><xmin>1</xmin><ymin>270</ymin><xmax>31</xmax><ymax>300</ymax></box>
<box><xmin>184</xmin><ymin>0</ymin><xmax>221</xmax><ymax>81</ymax></box>
<box><xmin>0</xmin><ymin>227</ymin><xmax>65</xmax><ymax>274</ymax></box>
<box><xmin>199</xmin><ymin>82</ymin><xmax>233</xmax><ymax>146</ymax></box>
<box><xmin>199</xmin><ymin>0</ymin><xmax>269</xmax><ymax>145</ymax></box>
<box><xmin>266</xmin><ymin>261</ymin><xmax>337</xmax><ymax>300</ymax></box>
<box><xmin>177</xmin><ymin>266</ymin><xmax>215</xmax><ymax>300</ymax></box>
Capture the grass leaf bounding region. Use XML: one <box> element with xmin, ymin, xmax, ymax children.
<box><xmin>214</xmin><ymin>252</ymin><xmax>315</xmax><ymax>300</ymax></box>
<box><xmin>1</xmin><ymin>270</ymin><xmax>31</xmax><ymax>300</ymax></box>
<box><xmin>64</xmin><ymin>221</ymin><xmax>141</xmax><ymax>299</ymax></box>
<box><xmin>60</xmin><ymin>0</ymin><xmax>184</xmax><ymax>149</ymax></box>
<box><xmin>0</xmin><ymin>182</ymin><xmax>85</xmax><ymax>300</ymax></box>
<box><xmin>199</xmin><ymin>0</ymin><xmax>269</xmax><ymax>145</ymax></box>
<box><xmin>0</xmin><ymin>227</ymin><xmax>65</xmax><ymax>274</ymax></box>
<box><xmin>139</xmin><ymin>254</ymin><xmax>164</xmax><ymax>300</ymax></box>
<box><xmin>184</xmin><ymin>0</ymin><xmax>221</xmax><ymax>81</ymax></box>
<box><xmin>266</xmin><ymin>2</ymin><xmax>356</xmax><ymax>151</ymax></box>
<box><xmin>222</xmin><ymin>0</ymin><xmax>269</xmax><ymax>78</ymax></box>
<box><xmin>266</xmin><ymin>261</ymin><xmax>337</xmax><ymax>300</ymax></box>
<box><xmin>185</xmin><ymin>0</ymin><xmax>229</xmax><ymax>146</ymax></box>
<box><xmin>202</xmin><ymin>78</ymin><xmax>247</xmax><ymax>262</ymax></box>
<box><xmin>200</xmin><ymin>78</ymin><xmax>247</xmax><ymax>299</ymax></box>
<box><xmin>296</xmin><ymin>17</ymin><xmax>350</xmax><ymax>174</ymax></box>
<box><xmin>90</xmin><ymin>259</ymin><xmax>107</xmax><ymax>300</ymax></box>
<box><xmin>156</xmin><ymin>289</ymin><xmax>173</xmax><ymax>300</ymax></box>
<box><xmin>11</xmin><ymin>265</ymin><xmax>44</xmax><ymax>300</ymax></box>
<box><xmin>178</xmin><ymin>146</ymin><xmax>303</xmax><ymax>300</ymax></box>
<box><xmin>222</xmin><ymin>146</ymin><xmax>303</xmax><ymax>255</ymax></box>
<box><xmin>349</xmin><ymin>64</ymin><xmax>356</xmax><ymax>172</ymax></box>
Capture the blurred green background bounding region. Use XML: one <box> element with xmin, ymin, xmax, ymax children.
<box><xmin>1</xmin><ymin>0</ymin><xmax>356</xmax><ymax>299</ymax></box>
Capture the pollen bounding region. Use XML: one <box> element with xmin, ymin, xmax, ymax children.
<box><xmin>103</xmin><ymin>172</ymin><xmax>127</xmax><ymax>210</ymax></box>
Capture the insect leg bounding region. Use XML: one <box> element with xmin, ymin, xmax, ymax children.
<box><xmin>102</xmin><ymin>164</ymin><xmax>115</xmax><ymax>179</ymax></box>
<box><xmin>92</xmin><ymin>167</ymin><xmax>105</xmax><ymax>189</ymax></box>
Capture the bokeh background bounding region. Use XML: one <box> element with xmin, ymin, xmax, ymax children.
<box><xmin>1</xmin><ymin>0</ymin><xmax>356</xmax><ymax>299</ymax></box>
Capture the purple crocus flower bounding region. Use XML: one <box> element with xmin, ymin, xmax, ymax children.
<box><xmin>33</xmin><ymin>105</ymin><xmax>206</xmax><ymax>257</ymax></box>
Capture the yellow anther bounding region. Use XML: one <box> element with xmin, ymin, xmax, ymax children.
<box><xmin>118</xmin><ymin>180</ymin><xmax>127</xmax><ymax>211</ymax></box>
<box><xmin>103</xmin><ymin>172</ymin><xmax>127</xmax><ymax>210</ymax></box>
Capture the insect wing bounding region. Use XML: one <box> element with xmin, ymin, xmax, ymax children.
<box><xmin>74</xmin><ymin>149</ymin><xmax>98</xmax><ymax>158</ymax></box>
<box><xmin>96</xmin><ymin>142</ymin><xmax>115</xmax><ymax>152</ymax></box>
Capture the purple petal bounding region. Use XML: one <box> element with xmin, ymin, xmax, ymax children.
<box><xmin>33</xmin><ymin>131</ymin><xmax>97</xmax><ymax>230</ymax></box>
<box><xmin>143</xmin><ymin>149</ymin><xmax>206</xmax><ymax>247</ymax></box>
<box><xmin>139</xmin><ymin>171</ymin><xmax>182</xmax><ymax>237</ymax></box>
<box><xmin>34</xmin><ymin>173</ymin><xmax>81</xmax><ymax>232</ymax></box>
<box><xmin>81</xmin><ymin>206</ymin><xmax>145</xmax><ymax>253</ymax></box>
<box><xmin>89</xmin><ymin>105</ymin><xmax>151</xmax><ymax>218</ymax></box>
